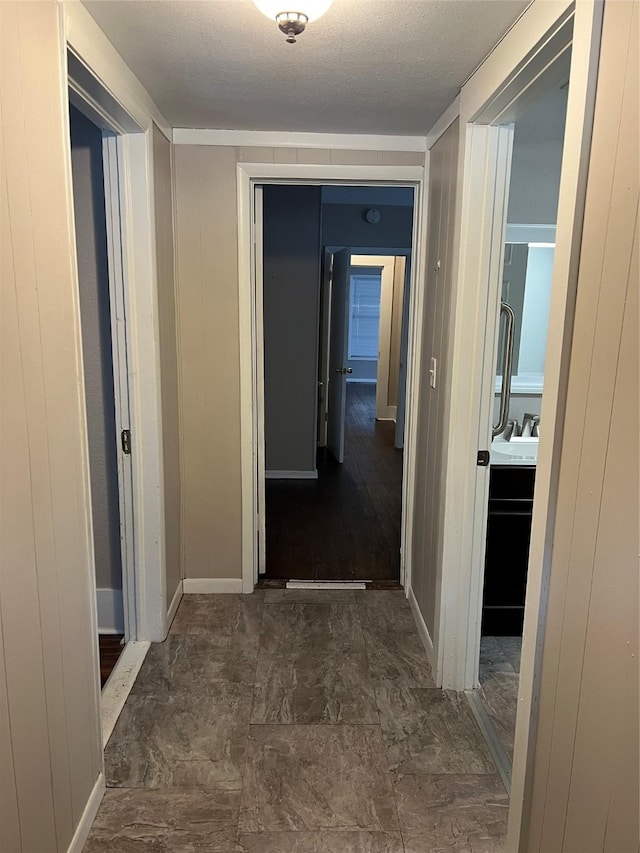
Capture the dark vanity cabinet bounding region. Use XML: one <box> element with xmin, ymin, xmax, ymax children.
<box><xmin>482</xmin><ymin>465</ymin><xmax>536</xmax><ymax>636</ymax></box>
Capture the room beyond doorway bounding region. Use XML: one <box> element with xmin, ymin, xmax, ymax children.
<box><xmin>264</xmin><ymin>384</ymin><xmax>403</xmax><ymax>582</ymax></box>
<box><xmin>258</xmin><ymin>183</ymin><xmax>414</xmax><ymax>585</ymax></box>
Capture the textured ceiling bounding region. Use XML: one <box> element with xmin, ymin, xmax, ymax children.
<box><xmin>83</xmin><ymin>0</ymin><xmax>531</xmax><ymax>135</ymax></box>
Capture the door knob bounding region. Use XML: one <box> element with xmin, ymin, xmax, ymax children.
<box><xmin>335</xmin><ymin>367</ymin><xmax>353</xmax><ymax>375</ymax></box>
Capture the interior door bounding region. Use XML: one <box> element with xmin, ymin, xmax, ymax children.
<box><xmin>327</xmin><ymin>248</ymin><xmax>350</xmax><ymax>463</ymax></box>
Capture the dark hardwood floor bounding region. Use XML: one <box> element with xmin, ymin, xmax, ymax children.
<box><xmin>99</xmin><ymin>634</ymin><xmax>124</xmax><ymax>688</ymax></box>
<box><xmin>264</xmin><ymin>384</ymin><xmax>403</xmax><ymax>582</ymax></box>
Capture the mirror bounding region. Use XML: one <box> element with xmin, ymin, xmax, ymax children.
<box><xmin>496</xmin><ymin>226</ymin><xmax>555</xmax><ymax>394</ymax></box>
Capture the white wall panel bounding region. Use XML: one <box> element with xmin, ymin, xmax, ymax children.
<box><xmin>523</xmin><ymin>2</ymin><xmax>639</xmax><ymax>848</ymax></box>
<box><xmin>0</xmin><ymin>3</ymin><xmax>102</xmax><ymax>849</ymax></box>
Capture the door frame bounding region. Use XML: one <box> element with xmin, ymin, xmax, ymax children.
<box><xmin>237</xmin><ymin>164</ymin><xmax>425</xmax><ymax>592</ymax></box>
<box><xmin>419</xmin><ymin>0</ymin><xmax>603</xmax><ymax>846</ymax></box>
<box><xmin>325</xmin><ymin>247</ymin><xmax>351</xmax><ymax>465</ymax></box>
<box><xmin>100</xmin><ymin>132</ymin><xmax>136</xmax><ymax>641</ymax></box>
<box><xmin>350</xmin><ymin>253</ymin><xmax>404</xmax><ymax>422</ymax></box>
<box><xmin>328</xmin><ymin>246</ymin><xmax>413</xmax><ymax>445</ymax></box>
<box><xmin>67</xmin><ymin>43</ymin><xmax>169</xmax><ymax>652</ymax></box>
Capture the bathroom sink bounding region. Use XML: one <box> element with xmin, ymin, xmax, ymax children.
<box><xmin>490</xmin><ymin>437</ymin><xmax>538</xmax><ymax>465</ymax></box>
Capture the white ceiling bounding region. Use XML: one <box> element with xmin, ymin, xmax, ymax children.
<box><xmin>83</xmin><ymin>0</ymin><xmax>531</xmax><ymax>135</ymax></box>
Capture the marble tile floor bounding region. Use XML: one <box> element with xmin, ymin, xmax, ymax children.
<box><xmin>85</xmin><ymin>591</ymin><xmax>509</xmax><ymax>852</ymax></box>
<box><xmin>478</xmin><ymin>636</ymin><xmax>522</xmax><ymax>762</ymax></box>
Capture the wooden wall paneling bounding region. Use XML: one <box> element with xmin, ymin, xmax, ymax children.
<box><xmin>525</xmin><ymin>1</ymin><xmax>639</xmax><ymax>848</ymax></box>
<box><xmin>0</xmin><ymin>616</ymin><xmax>21</xmax><ymax>851</ymax></box>
<box><xmin>1</xmin><ymin>3</ymin><xmax>102</xmax><ymax>849</ymax></box>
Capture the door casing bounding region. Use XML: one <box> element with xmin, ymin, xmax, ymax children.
<box><xmin>416</xmin><ymin>1</ymin><xmax>604</xmax><ymax>847</ymax></box>
<box><xmin>237</xmin><ymin>165</ymin><xmax>425</xmax><ymax>594</ymax></box>
<box><xmin>67</xmin><ymin>38</ymin><xmax>170</xmax><ymax>650</ymax></box>
<box><xmin>350</xmin><ymin>254</ymin><xmax>405</xmax><ymax>423</ymax></box>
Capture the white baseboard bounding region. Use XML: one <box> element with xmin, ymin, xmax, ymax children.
<box><xmin>66</xmin><ymin>771</ymin><xmax>105</xmax><ymax>853</ymax></box>
<box><xmin>167</xmin><ymin>579</ymin><xmax>183</xmax><ymax>629</ymax></box>
<box><xmin>183</xmin><ymin>578</ymin><xmax>244</xmax><ymax>594</ymax></box>
<box><xmin>96</xmin><ymin>587</ymin><xmax>124</xmax><ymax>634</ymax></box>
<box><xmin>101</xmin><ymin>640</ymin><xmax>150</xmax><ymax>748</ymax></box>
<box><xmin>408</xmin><ymin>586</ymin><xmax>436</xmax><ymax>677</ymax></box>
<box><xmin>265</xmin><ymin>469</ymin><xmax>318</xmax><ymax>480</ymax></box>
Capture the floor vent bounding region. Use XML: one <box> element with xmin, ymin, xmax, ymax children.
<box><xmin>285</xmin><ymin>580</ymin><xmax>369</xmax><ymax>590</ymax></box>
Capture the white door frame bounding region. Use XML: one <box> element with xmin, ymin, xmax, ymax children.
<box><xmin>419</xmin><ymin>0</ymin><xmax>603</xmax><ymax>847</ymax></box>
<box><xmin>67</xmin><ymin>51</ymin><xmax>168</xmax><ymax>644</ymax></box>
<box><xmin>101</xmin><ymin>132</ymin><xmax>136</xmax><ymax>641</ymax></box>
<box><xmin>237</xmin><ymin>164</ymin><xmax>425</xmax><ymax>593</ymax></box>
<box><xmin>350</xmin><ymin>254</ymin><xmax>403</xmax><ymax>422</ymax></box>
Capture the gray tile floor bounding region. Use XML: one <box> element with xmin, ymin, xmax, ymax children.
<box><xmin>85</xmin><ymin>591</ymin><xmax>509</xmax><ymax>851</ymax></box>
<box><xmin>479</xmin><ymin>636</ymin><xmax>522</xmax><ymax>762</ymax></box>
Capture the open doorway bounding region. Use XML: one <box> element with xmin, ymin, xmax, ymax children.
<box><xmin>68</xmin><ymin>102</ymin><xmax>136</xmax><ymax>694</ymax></box>
<box><xmin>259</xmin><ymin>185</ymin><xmax>415</xmax><ymax>584</ymax></box>
<box><xmin>69</xmin><ymin>104</ymin><xmax>126</xmax><ymax>685</ymax></box>
<box><xmin>469</xmin><ymin>70</ymin><xmax>571</xmax><ymax>788</ymax></box>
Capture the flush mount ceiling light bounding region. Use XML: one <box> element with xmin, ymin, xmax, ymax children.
<box><xmin>253</xmin><ymin>0</ymin><xmax>334</xmax><ymax>43</ymax></box>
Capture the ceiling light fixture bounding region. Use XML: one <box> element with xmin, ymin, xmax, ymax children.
<box><xmin>253</xmin><ymin>0</ymin><xmax>334</xmax><ymax>43</ymax></box>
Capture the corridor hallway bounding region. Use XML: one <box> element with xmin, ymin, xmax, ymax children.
<box><xmin>265</xmin><ymin>384</ymin><xmax>403</xmax><ymax>582</ymax></box>
<box><xmin>86</xmin><ymin>590</ymin><xmax>508</xmax><ymax>851</ymax></box>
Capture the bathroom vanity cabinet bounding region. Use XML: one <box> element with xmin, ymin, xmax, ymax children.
<box><xmin>482</xmin><ymin>465</ymin><xmax>536</xmax><ymax>636</ymax></box>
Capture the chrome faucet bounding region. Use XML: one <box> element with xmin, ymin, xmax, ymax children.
<box><xmin>503</xmin><ymin>419</ymin><xmax>520</xmax><ymax>441</ymax></box>
<box><xmin>522</xmin><ymin>413</ymin><xmax>541</xmax><ymax>438</ymax></box>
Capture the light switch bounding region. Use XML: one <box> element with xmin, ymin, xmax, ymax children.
<box><xmin>429</xmin><ymin>357</ymin><xmax>437</xmax><ymax>389</ymax></box>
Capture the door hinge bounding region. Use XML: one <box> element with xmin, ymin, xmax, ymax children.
<box><xmin>121</xmin><ymin>429</ymin><xmax>131</xmax><ymax>455</ymax></box>
<box><xmin>477</xmin><ymin>450</ymin><xmax>490</xmax><ymax>467</ymax></box>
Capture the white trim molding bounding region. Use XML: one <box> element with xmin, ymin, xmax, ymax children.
<box><xmin>265</xmin><ymin>470</ymin><xmax>319</xmax><ymax>480</ymax></box>
<box><xmin>96</xmin><ymin>588</ymin><xmax>124</xmax><ymax>634</ymax></box>
<box><xmin>507</xmin><ymin>3</ymin><xmax>604</xmax><ymax>848</ymax></box>
<box><xmin>67</xmin><ymin>53</ymin><xmax>169</xmax><ymax>646</ymax></box>
<box><xmin>64</xmin><ymin>2</ymin><xmax>171</xmax><ymax>138</ymax></box>
<box><xmin>408</xmin><ymin>586</ymin><xmax>436</xmax><ymax>677</ymax></box>
<box><xmin>425</xmin><ymin>96</ymin><xmax>461</xmax><ymax>150</ymax></box>
<box><xmin>166</xmin><ymin>579</ymin><xmax>183</xmax><ymax>628</ymax></box>
<box><xmin>236</xmin><ymin>162</ymin><xmax>426</xmax><ymax>598</ymax></box>
<box><xmin>183</xmin><ymin>578</ymin><xmax>245</xmax><ymax>594</ymax></box>
<box><xmin>101</xmin><ymin>640</ymin><xmax>150</xmax><ymax>747</ymax></box>
<box><xmin>173</xmin><ymin>128</ymin><xmax>427</xmax><ymax>151</ymax></box>
<box><xmin>66</xmin><ymin>772</ymin><xmax>105</xmax><ymax>853</ymax></box>
<box><xmin>123</xmin><ymin>131</ymin><xmax>169</xmax><ymax>642</ymax></box>
<box><xmin>436</xmin><ymin>0</ymin><xmax>601</xmax><ymax>692</ymax></box>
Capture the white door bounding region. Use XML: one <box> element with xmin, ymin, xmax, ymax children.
<box><xmin>102</xmin><ymin>133</ymin><xmax>136</xmax><ymax>640</ymax></box>
<box><xmin>327</xmin><ymin>248</ymin><xmax>350</xmax><ymax>463</ymax></box>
